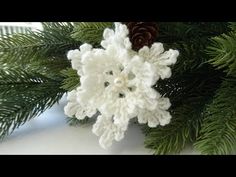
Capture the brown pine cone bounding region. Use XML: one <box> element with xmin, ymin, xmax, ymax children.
<box><xmin>125</xmin><ymin>22</ymin><xmax>159</xmax><ymax>51</ymax></box>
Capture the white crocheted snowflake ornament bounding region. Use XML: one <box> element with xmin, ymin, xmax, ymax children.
<box><xmin>64</xmin><ymin>22</ymin><xmax>179</xmax><ymax>149</ymax></box>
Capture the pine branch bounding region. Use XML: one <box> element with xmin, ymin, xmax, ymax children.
<box><xmin>161</xmin><ymin>23</ymin><xmax>231</xmax><ymax>75</ymax></box>
<box><xmin>158</xmin><ymin>22</ymin><xmax>230</xmax><ymax>44</ymax></box>
<box><xmin>1</xmin><ymin>56</ymin><xmax>71</xmax><ymax>81</ymax></box>
<box><xmin>158</xmin><ymin>23</ymin><xmax>231</xmax><ymax>74</ymax></box>
<box><xmin>0</xmin><ymin>22</ymin><xmax>81</xmax><ymax>65</ymax></box>
<box><xmin>165</xmin><ymin>38</ymin><xmax>210</xmax><ymax>74</ymax></box>
<box><xmin>24</xmin><ymin>57</ymin><xmax>71</xmax><ymax>80</ymax></box>
<box><xmin>60</xmin><ymin>68</ymin><xmax>80</xmax><ymax>91</ymax></box>
<box><xmin>66</xmin><ymin>117</ymin><xmax>94</xmax><ymax>127</ymax></box>
<box><xmin>143</xmin><ymin>104</ymin><xmax>201</xmax><ymax>154</ymax></box>
<box><xmin>194</xmin><ymin>78</ymin><xmax>236</xmax><ymax>155</ymax></box>
<box><xmin>144</xmin><ymin>68</ymin><xmax>223</xmax><ymax>154</ymax></box>
<box><xmin>71</xmin><ymin>22</ymin><xmax>113</xmax><ymax>46</ymax></box>
<box><xmin>207</xmin><ymin>32</ymin><xmax>236</xmax><ymax>76</ymax></box>
<box><xmin>0</xmin><ymin>68</ymin><xmax>65</xmax><ymax>139</ymax></box>
<box><xmin>155</xmin><ymin>66</ymin><xmax>224</xmax><ymax>107</ymax></box>
<box><xmin>229</xmin><ymin>22</ymin><xmax>236</xmax><ymax>32</ymax></box>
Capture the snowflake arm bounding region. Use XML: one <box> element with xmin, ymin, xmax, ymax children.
<box><xmin>64</xmin><ymin>90</ymin><xmax>96</xmax><ymax>120</ymax></box>
<box><xmin>92</xmin><ymin>114</ymin><xmax>127</xmax><ymax>149</ymax></box>
<box><xmin>138</xmin><ymin>43</ymin><xmax>179</xmax><ymax>79</ymax></box>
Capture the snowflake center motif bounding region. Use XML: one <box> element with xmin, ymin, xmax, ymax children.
<box><xmin>104</xmin><ymin>65</ymin><xmax>137</xmax><ymax>99</ymax></box>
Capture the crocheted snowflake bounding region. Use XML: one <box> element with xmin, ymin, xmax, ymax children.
<box><xmin>64</xmin><ymin>22</ymin><xmax>179</xmax><ymax>149</ymax></box>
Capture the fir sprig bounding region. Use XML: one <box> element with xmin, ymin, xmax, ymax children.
<box><xmin>60</xmin><ymin>68</ymin><xmax>80</xmax><ymax>91</ymax></box>
<box><xmin>24</xmin><ymin>57</ymin><xmax>71</xmax><ymax>80</ymax></box>
<box><xmin>194</xmin><ymin>78</ymin><xmax>236</xmax><ymax>154</ymax></box>
<box><xmin>66</xmin><ymin>116</ymin><xmax>95</xmax><ymax>127</ymax></box>
<box><xmin>207</xmin><ymin>32</ymin><xmax>236</xmax><ymax>76</ymax></box>
<box><xmin>0</xmin><ymin>22</ymin><xmax>81</xmax><ymax>65</ymax></box>
<box><xmin>144</xmin><ymin>68</ymin><xmax>223</xmax><ymax>154</ymax></box>
<box><xmin>158</xmin><ymin>22</ymin><xmax>230</xmax><ymax>44</ymax></box>
<box><xmin>71</xmin><ymin>22</ymin><xmax>113</xmax><ymax>46</ymax></box>
<box><xmin>0</xmin><ymin>68</ymin><xmax>65</xmax><ymax>139</ymax></box>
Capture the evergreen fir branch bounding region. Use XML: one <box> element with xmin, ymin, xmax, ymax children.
<box><xmin>60</xmin><ymin>68</ymin><xmax>80</xmax><ymax>91</ymax></box>
<box><xmin>155</xmin><ymin>66</ymin><xmax>224</xmax><ymax>107</ymax></box>
<box><xmin>143</xmin><ymin>104</ymin><xmax>202</xmax><ymax>155</ymax></box>
<box><xmin>0</xmin><ymin>22</ymin><xmax>81</xmax><ymax>65</ymax></box>
<box><xmin>0</xmin><ymin>68</ymin><xmax>65</xmax><ymax>139</ymax></box>
<box><xmin>144</xmin><ymin>68</ymin><xmax>223</xmax><ymax>154</ymax></box>
<box><xmin>1</xmin><ymin>56</ymin><xmax>71</xmax><ymax>81</ymax></box>
<box><xmin>207</xmin><ymin>32</ymin><xmax>236</xmax><ymax>76</ymax></box>
<box><xmin>194</xmin><ymin>78</ymin><xmax>236</xmax><ymax>155</ymax></box>
<box><xmin>66</xmin><ymin>116</ymin><xmax>95</xmax><ymax>127</ymax></box>
<box><xmin>42</xmin><ymin>22</ymin><xmax>74</xmax><ymax>32</ymax></box>
<box><xmin>158</xmin><ymin>22</ymin><xmax>230</xmax><ymax>44</ymax></box>
<box><xmin>166</xmin><ymin>38</ymin><xmax>210</xmax><ymax>74</ymax></box>
<box><xmin>160</xmin><ymin>23</ymin><xmax>230</xmax><ymax>75</ymax></box>
<box><xmin>24</xmin><ymin>57</ymin><xmax>71</xmax><ymax>80</ymax></box>
<box><xmin>158</xmin><ymin>22</ymin><xmax>198</xmax><ymax>43</ymax></box>
<box><xmin>66</xmin><ymin>111</ymin><xmax>99</xmax><ymax>127</ymax></box>
<box><xmin>229</xmin><ymin>22</ymin><xmax>236</xmax><ymax>31</ymax></box>
<box><xmin>71</xmin><ymin>22</ymin><xmax>113</xmax><ymax>46</ymax></box>
<box><xmin>158</xmin><ymin>22</ymin><xmax>231</xmax><ymax>74</ymax></box>
<box><xmin>193</xmin><ymin>22</ymin><xmax>230</xmax><ymax>37</ymax></box>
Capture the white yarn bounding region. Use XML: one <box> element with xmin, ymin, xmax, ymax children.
<box><xmin>64</xmin><ymin>22</ymin><xmax>179</xmax><ymax>149</ymax></box>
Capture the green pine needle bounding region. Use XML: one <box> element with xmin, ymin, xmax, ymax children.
<box><xmin>166</xmin><ymin>38</ymin><xmax>209</xmax><ymax>74</ymax></box>
<box><xmin>194</xmin><ymin>78</ymin><xmax>236</xmax><ymax>155</ymax></box>
<box><xmin>144</xmin><ymin>68</ymin><xmax>223</xmax><ymax>154</ymax></box>
<box><xmin>160</xmin><ymin>22</ymin><xmax>231</xmax><ymax>75</ymax></box>
<box><xmin>143</xmin><ymin>105</ymin><xmax>200</xmax><ymax>155</ymax></box>
<box><xmin>158</xmin><ymin>22</ymin><xmax>230</xmax><ymax>44</ymax></box>
<box><xmin>229</xmin><ymin>22</ymin><xmax>236</xmax><ymax>32</ymax></box>
<box><xmin>71</xmin><ymin>22</ymin><xmax>113</xmax><ymax>46</ymax></box>
<box><xmin>0</xmin><ymin>68</ymin><xmax>65</xmax><ymax>139</ymax></box>
<box><xmin>207</xmin><ymin>32</ymin><xmax>236</xmax><ymax>76</ymax></box>
<box><xmin>66</xmin><ymin>116</ymin><xmax>95</xmax><ymax>127</ymax></box>
<box><xmin>0</xmin><ymin>22</ymin><xmax>81</xmax><ymax>65</ymax></box>
<box><xmin>60</xmin><ymin>68</ymin><xmax>80</xmax><ymax>91</ymax></box>
<box><xmin>24</xmin><ymin>57</ymin><xmax>71</xmax><ymax>80</ymax></box>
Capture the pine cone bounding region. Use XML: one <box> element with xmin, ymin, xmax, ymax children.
<box><xmin>125</xmin><ymin>22</ymin><xmax>159</xmax><ymax>51</ymax></box>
